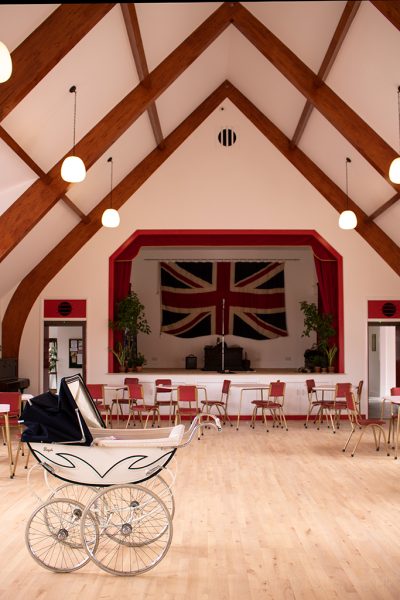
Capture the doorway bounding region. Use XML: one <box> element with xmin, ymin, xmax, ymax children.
<box><xmin>43</xmin><ymin>321</ymin><xmax>86</xmax><ymax>392</ymax></box>
<box><xmin>368</xmin><ymin>322</ymin><xmax>400</xmax><ymax>417</ymax></box>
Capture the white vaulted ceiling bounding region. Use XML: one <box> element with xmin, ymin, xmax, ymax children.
<box><xmin>0</xmin><ymin>1</ymin><xmax>399</xmax><ymax>305</ymax></box>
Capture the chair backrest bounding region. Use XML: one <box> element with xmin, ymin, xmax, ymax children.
<box><xmin>305</xmin><ymin>379</ymin><xmax>316</xmax><ymax>394</ymax></box>
<box><xmin>335</xmin><ymin>382</ymin><xmax>352</xmax><ymax>399</ymax></box>
<box><xmin>221</xmin><ymin>379</ymin><xmax>231</xmax><ymax>396</ymax></box>
<box><xmin>86</xmin><ymin>384</ymin><xmax>104</xmax><ymax>401</ymax></box>
<box><xmin>155</xmin><ymin>378</ymin><xmax>172</xmax><ymax>394</ymax></box>
<box><xmin>345</xmin><ymin>390</ymin><xmax>358</xmax><ymax>417</ymax></box>
<box><xmin>390</xmin><ymin>387</ymin><xmax>400</xmax><ymax>396</ymax></box>
<box><xmin>177</xmin><ymin>385</ymin><xmax>198</xmax><ymax>406</ymax></box>
<box><xmin>0</xmin><ymin>391</ymin><xmax>21</xmax><ymax>415</ymax></box>
<box><xmin>127</xmin><ymin>382</ymin><xmax>144</xmax><ymax>401</ymax></box>
<box><xmin>124</xmin><ymin>377</ymin><xmax>139</xmax><ymax>386</ymax></box>
<box><xmin>356</xmin><ymin>380</ymin><xmax>364</xmax><ymax>398</ymax></box>
<box><xmin>269</xmin><ymin>381</ymin><xmax>285</xmax><ymax>400</ymax></box>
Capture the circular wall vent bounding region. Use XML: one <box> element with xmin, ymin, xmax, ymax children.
<box><xmin>218</xmin><ymin>128</ymin><xmax>237</xmax><ymax>147</ymax></box>
<box><xmin>58</xmin><ymin>301</ymin><xmax>72</xmax><ymax>316</ymax></box>
<box><xmin>382</xmin><ymin>302</ymin><xmax>397</xmax><ymax>317</ymax></box>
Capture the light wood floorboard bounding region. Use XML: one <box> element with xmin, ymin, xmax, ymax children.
<box><xmin>1</xmin><ymin>420</ymin><xmax>399</xmax><ymax>599</ymax></box>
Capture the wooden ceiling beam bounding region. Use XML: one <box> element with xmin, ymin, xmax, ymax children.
<box><xmin>1</xmin><ymin>82</ymin><xmax>229</xmax><ymax>359</ymax></box>
<box><xmin>291</xmin><ymin>1</ymin><xmax>361</xmax><ymax>147</ymax></box>
<box><xmin>233</xmin><ymin>4</ymin><xmax>400</xmax><ymax>191</ymax></box>
<box><xmin>0</xmin><ymin>2</ymin><xmax>236</xmax><ymax>264</ymax></box>
<box><xmin>367</xmin><ymin>192</ymin><xmax>400</xmax><ymax>222</ymax></box>
<box><xmin>0</xmin><ymin>4</ymin><xmax>115</xmax><ymax>121</ymax></box>
<box><xmin>370</xmin><ymin>1</ymin><xmax>400</xmax><ymax>31</ymax></box>
<box><xmin>224</xmin><ymin>82</ymin><xmax>400</xmax><ymax>277</ymax></box>
<box><xmin>120</xmin><ymin>3</ymin><xmax>165</xmax><ymax>148</ymax></box>
<box><xmin>0</xmin><ymin>126</ymin><xmax>89</xmax><ymax>223</ymax></box>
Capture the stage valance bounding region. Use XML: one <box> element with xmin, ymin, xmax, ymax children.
<box><xmin>160</xmin><ymin>261</ymin><xmax>288</xmax><ymax>340</ymax></box>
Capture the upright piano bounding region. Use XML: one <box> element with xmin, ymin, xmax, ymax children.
<box><xmin>0</xmin><ymin>358</ymin><xmax>30</xmax><ymax>393</ymax></box>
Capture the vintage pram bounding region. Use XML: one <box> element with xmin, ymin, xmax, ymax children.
<box><xmin>21</xmin><ymin>374</ymin><xmax>221</xmax><ymax>576</ymax></box>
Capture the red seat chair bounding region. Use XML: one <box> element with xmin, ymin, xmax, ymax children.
<box><xmin>317</xmin><ymin>382</ymin><xmax>352</xmax><ymax>433</ymax></box>
<box><xmin>0</xmin><ymin>391</ymin><xmax>22</xmax><ymax>446</ymax></box>
<box><xmin>201</xmin><ymin>379</ymin><xmax>232</xmax><ymax>426</ymax></box>
<box><xmin>110</xmin><ymin>377</ymin><xmax>139</xmax><ymax>426</ymax></box>
<box><xmin>387</xmin><ymin>387</ymin><xmax>400</xmax><ymax>448</ymax></box>
<box><xmin>304</xmin><ymin>379</ymin><xmax>323</xmax><ymax>428</ymax></box>
<box><xmin>154</xmin><ymin>379</ymin><xmax>177</xmax><ymax>425</ymax></box>
<box><xmin>125</xmin><ymin>382</ymin><xmax>160</xmax><ymax>429</ymax></box>
<box><xmin>251</xmin><ymin>381</ymin><xmax>287</xmax><ymax>432</ymax></box>
<box><xmin>86</xmin><ymin>384</ymin><xmax>112</xmax><ymax>428</ymax></box>
<box><xmin>342</xmin><ymin>390</ymin><xmax>389</xmax><ymax>457</ymax></box>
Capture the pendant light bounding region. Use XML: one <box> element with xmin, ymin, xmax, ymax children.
<box><xmin>0</xmin><ymin>41</ymin><xmax>12</xmax><ymax>83</ymax></box>
<box><xmin>61</xmin><ymin>85</ymin><xmax>86</xmax><ymax>183</ymax></box>
<box><xmin>101</xmin><ymin>157</ymin><xmax>120</xmax><ymax>228</ymax></box>
<box><xmin>338</xmin><ymin>157</ymin><xmax>357</xmax><ymax>230</ymax></box>
<box><xmin>389</xmin><ymin>86</ymin><xmax>400</xmax><ymax>184</ymax></box>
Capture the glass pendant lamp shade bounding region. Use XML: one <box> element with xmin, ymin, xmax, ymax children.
<box><xmin>338</xmin><ymin>209</ymin><xmax>357</xmax><ymax>229</ymax></box>
<box><xmin>0</xmin><ymin>41</ymin><xmax>12</xmax><ymax>83</ymax></box>
<box><xmin>389</xmin><ymin>86</ymin><xmax>400</xmax><ymax>184</ymax></box>
<box><xmin>61</xmin><ymin>155</ymin><xmax>86</xmax><ymax>183</ymax></box>
<box><xmin>102</xmin><ymin>208</ymin><xmax>120</xmax><ymax>228</ymax></box>
<box><xmin>389</xmin><ymin>156</ymin><xmax>400</xmax><ymax>184</ymax></box>
<box><xmin>338</xmin><ymin>156</ymin><xmax>357</xmax><ymax>230</ymax></box>
<box><xmin>61</xmin><ymin>85</ymin><xmax>86</xmax><ymax>183</ymax></box>
<box><xmin>102</xmin><ymin>156</ymin><xmax>120</xmax><ymax>228</ymax></box>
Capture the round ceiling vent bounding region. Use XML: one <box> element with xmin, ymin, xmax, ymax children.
<box><xmin>58</xmin><ymin>301</ymin><xmax>72</xmax><ymax>317</ymax></box>
<box><xmin>218</xmin><ymin>128</ymin><xmax>237</xmax><ymax>147</ymax></box>
<box><xmin>382</xmin><ymin>302</ymin><xmax>397</xmax><ymax>317</ymax></box>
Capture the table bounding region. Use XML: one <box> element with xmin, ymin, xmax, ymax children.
<box><xmin>230</xmin><ymin>384</ymin><xmax>270</xmax><ymax>430</ymax></box>
<box><xmin>383</xmin><ymin>396</ymin><xmax>400</xmax><ymax>459</ymax></box>
<box><xmin>0</xmin><ymin>404</ymin><xmax>12</xmax><ymax>478</ymax></box>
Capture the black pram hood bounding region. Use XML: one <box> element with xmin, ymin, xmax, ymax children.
<box><xmin>21</xmin><ymin>377</ymin><xmax>95</xmax><ymax>446</ymax></box>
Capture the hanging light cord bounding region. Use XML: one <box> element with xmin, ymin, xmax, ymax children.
<box><xmin>345</xmin><ymin>156</ymin><xmax>351</xmax><ymax>209</ymax></box>
<box><xmin>108</xmin><ymin>156</ymin><xmax>113</xmax><ymax>208</ymax></box>
<box><xmin>69</xmin><ymin>85</ymin><xmax>77</xmax><ymax>153</ymax></box>
<box><xmin>397</xmin><ymin>86</ymin><xmax>400</xmax><ymax>153</ymax></box>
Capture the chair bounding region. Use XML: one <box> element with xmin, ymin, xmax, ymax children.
<box><xmin>0</xmin><ymin>391</ymin><xmax>22</xmax><ymax>446</ymax></box>
<box><xmin>387</xmin><ymin>387</ymin><xmax>400</xmax><ymax>448</ymax></box>
<box><xmin>200</xmin><ymin>379</ymin><xmax>232</xmax><ymax>426</ymax></box>
<box><xmin>125</xmin><ymin>382</ymin><xmax>160</xmax><ymax>429</ymax></box>
<box><xmin>316</xmin><ymin>382</ymin><xmax>352</xmax><ymax>433</ymax></box>
<box><xmin>355</xmin><ymin>380</ymin><xmax>364</xmax><ymax>412</ymax></box>
<box><xmin>342</xmin><ymin>390</ymin><xmax>389</xmax><ymax>457</ymax></box>
<box><xmin>304</xmin><ymin>379</ymin><xmax>323</xmax><ymax>428</ymax></box>
<box><xmin>175</xmin><ymin>385</ymin><xmax>203</xmax><ymax>438</ymax></box>
<box><xmin>86</xmin><ymin>384</ymin><xmax>112</xmax><ymax>428</ymax></box>
<box><xmin>251</xmin><ymin>381</ymin><xmax>287</xmax><ymax>432</ymax></box>
<box><xmin>154</xmin><ymin>379</ymin><xmax>177</xmax><ymax>425</ymax></box>
<box><xmin>110</xmin><ymin>377</ymin><xmax>139</xmax><ymax>425</ymax></box>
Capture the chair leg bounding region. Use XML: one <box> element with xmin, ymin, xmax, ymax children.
<box><xmin>342</xmin><ymin>423</ymin><xmax>356</xmax><ymax>452</ymax></box>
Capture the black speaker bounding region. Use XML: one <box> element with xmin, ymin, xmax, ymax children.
<box><xmin>185</xmin><ymin>355</ymin><xmax>197</xmax><ymax>369</ymax></box>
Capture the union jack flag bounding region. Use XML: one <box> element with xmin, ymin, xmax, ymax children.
<box><xmin>160</xmin><ymin>261</ymin><xmax>287</xmax><ymax>340</ymax></box>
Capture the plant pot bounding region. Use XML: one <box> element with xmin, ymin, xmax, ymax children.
<box><xmin>135</xmin><ymin>366</ymin><xmax>143</xmax><ymax>372</ymax></box>
<box><xmin>328</xmin><ymin>366</ymin><xmax>335</xmax><ymax>373</ymax></box>
<box><xmin>119</xmin><ymin>366</ymin><xmax>126</xmax><ymax>373</ymax></box>
<box><xmin>314</xmin><ymin>366</ymin><xmax>322</xmax><ymax>373</ymax></box>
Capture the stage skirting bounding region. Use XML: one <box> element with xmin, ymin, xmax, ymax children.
<box><xmin>102</xmin><ymin>369</ymin><xmax>353</xmax><ymax>419</ymax></box>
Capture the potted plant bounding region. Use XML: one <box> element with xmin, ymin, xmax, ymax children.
<box><xmin>109</xmin><ymin>289</ymin><xmax>151</xmax><ymax>372</ymax></box>
<box><xmin>325</xmin><ymin>344</ymin><xmax>338</xmax><ymax>373</ymax></box>
<box><xmin>109</xmin><ymin>341</ymin><xmax>128</xmax><ymax>372</ymax></box>
<box><xmin>300</xmin><ymin>301</ymin><xmax>336</xmax><ymax>371</ymax></box>
<box><xmin>134</xmin><ymin>352</ymin><xmax>147</xmax><ymax>372</ymax></box>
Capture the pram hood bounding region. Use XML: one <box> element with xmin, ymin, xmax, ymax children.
<box><xmin>21</xmin><ymin>374</ymin><xmax>105</xmax><ymax>445</ymax></box>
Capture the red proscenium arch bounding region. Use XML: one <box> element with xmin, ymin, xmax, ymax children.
<box><xmin>108</xmin><ymin>230</ymin><xmax>344</xmax><ymax>373</ymax></box>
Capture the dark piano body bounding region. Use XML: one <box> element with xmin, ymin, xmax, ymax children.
<box><xmin>0</xmin><ymin>358</ymin><xmax>30</xmax><ymax>392</ymax></box>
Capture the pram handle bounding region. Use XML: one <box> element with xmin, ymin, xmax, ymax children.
<box><xmin>179</xmin><ymin>414</ymin><xmax>222</xmax><ymax>448</ymax></box>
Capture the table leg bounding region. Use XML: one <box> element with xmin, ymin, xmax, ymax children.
<box><xmin>4</xmin><ymin>414</ymin><xmax>13</xmax><ymax>478</ymax></box>
<box><xmin>236</xmin><ymin>393</ymin><xmax>243</xmax><ymax>430</ymax></box>
<box><xmin>396</xmin><ymin>409</ymin><xmax>400</xmax><ymax>460</ymax></box>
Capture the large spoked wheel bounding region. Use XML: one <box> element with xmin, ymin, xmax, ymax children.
<box><xmin>26</xmin><ymin>498</ymin><xmax>98</xmax><ymax>573</ymax></box>
<box><xmin>81</xmin><ymin>484</ymin><xmax>173</xmax><ymax>576</ymax></box>
<box><xmin>48</xmin><ymin>482</ymin><xmax>100</xmax><ymax>505</ymax></box>
<box><xmin>142</xmin><ymin>474</ymin><xmax>175</xmax><ymax>519</ymax></box>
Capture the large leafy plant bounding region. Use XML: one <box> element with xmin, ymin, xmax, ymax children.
<box><xmin>109</xmin><ymin>290</ymin><xmax>151</xmax><ymax>368</ymax></box>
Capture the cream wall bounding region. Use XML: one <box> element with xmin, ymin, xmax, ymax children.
<box><xmin>13</xmin><ymin>101</ymin><xmax>400</xmax><ymax>414</ymax></box>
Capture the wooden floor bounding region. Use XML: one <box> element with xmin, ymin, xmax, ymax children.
<box><xmin>1</xmin><ymin>420</ymin><xmax>400</xmax><ymax>599</ymax></box>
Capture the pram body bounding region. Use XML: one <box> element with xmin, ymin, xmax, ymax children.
<box><xmin>21</xmin><ymin>374</ymin><xmax>220</xmax><ymax>576</ymax></box>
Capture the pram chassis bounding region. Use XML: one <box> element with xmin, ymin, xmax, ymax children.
<box><xmin>23</xmin><ymin>374</ymin><xmax>221</xmax><ymax>576</ymax></box>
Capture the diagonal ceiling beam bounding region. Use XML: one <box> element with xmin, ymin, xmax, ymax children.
<box><xmin>233</xmin><ymin>4</ymin><xmax>400</xmax><ymax>191</ymax></box>
<box><xmin>3</xmin><ymin>80</ymin><xmax>400</xmax><ymax>358</ymax></box>
<box><xmin>367</xmin><ymin>192</ymin><xmax>400</xmax><ymax>221</ymax></box>
<box><xmin>120</xmin><ymin>3</ymin><xmax>165</xmax><ymax>149</ymax></box>
<box><xmin>0</xmin><ymin>4</ymin><xmax>115</xmax><ymax>121</ymax></box>
<box><xmin>225</xmin><ymin>82</ymin><xmax>400</xmax><ymax>277</ymax></box>
<box><xmin>370</xmin><ymin>0</ymin><xmax>400</xmax><ymax>31</ymax></box>
<box><xmin>1</xmin><ymin>82</ymin><xmax>229</xmax><ymax>359</ymax></box>
<box><xmin>0</xmin><ymin>126</ymin><xmax>89</xmax><ymax>223</ymax></box>
<box><xmin>291</xmin><ymin>0</ymin><xmax>361</xmax><ymax>147</ymax></box>
<box><xmin>0</xmin><ymin>2</ymin><xmax>236</xmax><ymax>264</ymax></box>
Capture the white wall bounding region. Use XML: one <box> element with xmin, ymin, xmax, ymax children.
<box><xmin>11</xmin><ymin>101</ymin><xmax>400</xmax><ymax>416</ymax></box>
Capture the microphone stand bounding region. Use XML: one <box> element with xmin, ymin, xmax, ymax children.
<box><xmin>221</xmin><ymin>298</ymin><xmax>225</xmax><ymax>372</ymax></box>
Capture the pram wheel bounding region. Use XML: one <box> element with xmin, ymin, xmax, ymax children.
<box><xmin>49</xmin><ymin>482</ymin><xmax>99</xmax><ymax>505</ymax></box>
<box><xmin>143</xmin><ymin>474</ymin><xmax>175</xmax><ymax>519</ymax></box>
<box><xmin>81</xmin><ymin>484</ymin><xmax>172</xmax><ymax>576</ymax></box>
<box><xmin>26</xmin><ymin>498</ymin><xmax>98</xmax><ymax>573</ymax></box>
